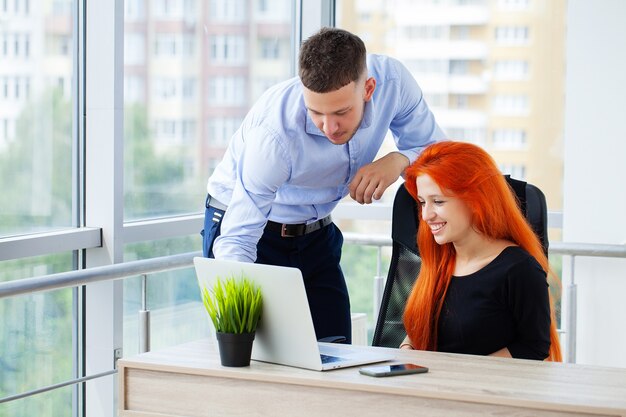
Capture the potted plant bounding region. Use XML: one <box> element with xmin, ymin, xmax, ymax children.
<box><xmin>201</xmin><ymin>274</ymin><xmax>263</xmax><ymax>367</ymax></box>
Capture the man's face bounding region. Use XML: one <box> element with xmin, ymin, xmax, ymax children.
<box><xmin>302</xmin><ymin>76</ymin><xmax>376</xmax><ymax>145</ymax></box>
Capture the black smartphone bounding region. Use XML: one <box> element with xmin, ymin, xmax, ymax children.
<box><xmin>359</xmin><ymin>363</ymin><xmax>429</xmax><ymax>377</ymax></box>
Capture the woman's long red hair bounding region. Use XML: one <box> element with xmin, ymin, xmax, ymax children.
<box><xmin>402</xmin><ymin>141</ymin><xmax>562</xmax><ymax>361</ymax></box>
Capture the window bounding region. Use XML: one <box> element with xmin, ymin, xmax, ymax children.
<box><xmin>124</xmin><ymin>75</ymin><xmax>145</xmax><ymax>103</ymax></box>
<box><xmin>256</xmin><ymin>0</ymin><xmax>290</xmax><ymax>20</ymax></box>
<box><xmin>154</xmin><ymin>34</ymin><xmax>177</xmax><ymax>56</ymax></box>
<box><xmin>0</xmin><ymin>255</ymin><xmax>75</xmax><ymax>416</ymax></box>
<box><xmin>498</xmin><ymin>0</ymin><xmax>530</xmax><ymax>11</ymax></box>
<box><xmin>124</xmin><ymin>0</ymin><xmax>292</xmax><ymax>221</ymax></box>
<box><xmin>495</xmin><ymin>26</ymin><xmax>529</xmax><ymax>45</ymax></box>
<box><xmin>449</xmin><ymin>60</ymin><xmax>469</xmax><ymax>75</ymax></box>
<box><xmin>23</xmin><ymin>33</ymin><xmax>29</xmax><ymax>57</ymax></box>
<box><xmin>182</xmin><ymin>33</ymin><xmax>195</xmax><ymax>57</ymax></box>
<box><xmin>0</xmin><ymin>0</ymin><xmax>30</xmax><ymax>16</ymax></box>
<box><xmin>0</xmin><ymin>2</ymin><xmax>76</xmax><ymax>414</ymax></box>
<box><xmin>153</xmin><ymin>0</ymin><xmax>195</xmax><ymax>20</ymax></box>
<box><xmin>259</xmin><ymin>38</ymin><xmax>280</xmax><ymax>59</ymax></box>
<box><xmin>0</xmin><ymin>77</ymin><xmax>31</xmax><ymax>102</ymax></box>
<box><xmin>424</xmin><ymin>93</ymin><xmax>446</xmax><ymax>107</ymax></box>
<box><xmin>154</xmin><ymin>77</ymin><xmax>177</xmax><ymax>100</ymax></box>
<box><xmin>492</xmin><ymin>129</ymin><xmax>527</xmax><ymax>149</ymax></box>
<box><xmin>207</xmin><ymin>117</ymin><xmax>242</xmax><ymax>147</ymax></box>
<box><xmin>210</xmin><ymin>35</ymin><xmax>246</xmax><ymax>65</ymax></box>
<box><xmin>493</xmin><ymin>60</ymin><xmax>529</xmax><ymax>80</ymax></box>
<box><xmin>181</xmin><ymin>77</ymin><xmax>196</xmax><ymax>100</ymax></box>
<box><xmin>0</xmin><ymin>117</ymin><xmax>15</xmax><ymax>145</ymax></box>
<box><xmin>451</xmin><ymin>94</ymin><xmax>469</xmax><ymax>109</ymax></box>
<box><xmin>337</xmin><ymin>0</ymin><xmax>565</xmax><ymax>217</ymax></box>
<box><xmin>404</xmin><ymin>59</ymin><xmax>447</xmax><ymax>74</ymax></box>
<box><xmin>124</xmin><ymin>32</ymin><xmax>145</xmax><ymax>65</ymax></box>
<box><xmin>209</xmin><ymin>0</ymin><xmax>246</xmax><ymax>21</ymax></box>
<box><xmin>207</xmin><ymin>76</ymin><xmax>246</xmax><ymax>105</ymax></box>
<box><xmin>493</xmin><ymin>94</ymin><xmax>529</xmax><ymax>115</ymax></box>
<box><xmin>447</xmin><ymin>128</ymin><xmax>486</xmax><ymax>145</ymax></box>
<box><xmin>253</xmin><ymin>77</ymin><xmax>282</xmax><ymax>99</ymax></box>
<box><xmin>451</xmin><ymin>25</ymin><xmax>471</xmax><ymax>40</ymax></box>
<box><xmin>51</xmin><ymin>0</ymin><xmax>70</xmax><ymax>15</ymax></box>
<box><xmin>124</xmin><ymin>0</ymin><xmax>144</xmax><ymax>21</ymax></box>
<box><xmin>401</xmin><ymin>25</ymin><xmax>445</xmax><ymax>40</ymax></box>
<box><xmin>499</xmin><ymin>163</ymin><xmax>526</xmax><ymax>180</ymax></box>
<box><xmin>2</xmin><ymin>0</ymin><xmax>295</xmax><ymax>415</ymax></box>
<box><xmin>153</xmin><ymin>119</ymin><xmax>196</xmax><ymax>144</ymax></box>
<box><xmin>0</xmin><ymin>32</ymin><xmax>30</xmax><ymax>59</ymax></box>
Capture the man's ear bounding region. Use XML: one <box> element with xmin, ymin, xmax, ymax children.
<box><xmin>363</xmin><ymin>77</ymin><xmax>376</xmax><ymax>102</ymax></box>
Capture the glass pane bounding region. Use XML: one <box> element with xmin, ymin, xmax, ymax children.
<box><xmin>336</xmin><ymin>0</ymin><xmax>566</xmax><ymax>213</ymax></box>
<box><xmin>123</xmin><ymin>0</ymin><xmax>294</xmax><ymax>221</ymax></box>
<box><xmin>340</xmin><ymin>243</ymin><xmax>391</xmax><ymax>343</ymax></box>
<box><xmin>336</xmin><ymin>0</ymin><xmax>567</xmax><ymax>341</ymax></box>
<box><xmin>0</xmin><ymin>254</ymin><xmax>74</xmax><ymax>417</ymax></box>
<box><xmin>123</xmin><ymin>235</ymin><xmax>206</xmax><ymax>357</ymax></box>
<box><xmin>0</xmin><ymin>386</ymin><xmax>72</xmax><ymax>417</ymax></box>
<box><xmin>0</xmin><ymin>0</ymin><xmax>75</xmax><ymax>238</ymax></box>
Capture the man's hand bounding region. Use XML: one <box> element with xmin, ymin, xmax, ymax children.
<box><xmin>349</xmin><ymin>152</ymin><xmax>410</xmax><ymax>204</ymax></box>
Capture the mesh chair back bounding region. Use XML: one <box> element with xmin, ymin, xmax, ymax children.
<box><xmin>371</xmin><ymin>177</ymin><xmax>549</xmax><ymax>347</ymax></box>
<box><xmin>504</xmin><ymin>175</ymin><xmax>549</xmax><ymax>255</ymax></box>
<box><xmin>371</xmin><ymin>185</ymin><xmax>420</xmax><ymax>348</ymax></box>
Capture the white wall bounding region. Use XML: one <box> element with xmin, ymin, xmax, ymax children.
<box><xmin>563</xmin><ymin>0</ymin><xmax>626</xmax><ymax>367</ymax></box>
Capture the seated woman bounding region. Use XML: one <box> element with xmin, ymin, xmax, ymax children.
<box><xmin>400</xmin><ymin>141</ymin><xmax>561</xmax><ymax>361</ymax></box>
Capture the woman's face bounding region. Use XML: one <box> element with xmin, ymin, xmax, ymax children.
<box><xmin>415</xmin><ymin>174</ymin><xmax>475</xmax><ymax>246</ymax></box>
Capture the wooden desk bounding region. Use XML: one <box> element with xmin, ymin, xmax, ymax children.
<box><xmin>118</xmin><ymin>338</ymin><xmax>626</xmax><ymax>417</ymax></box>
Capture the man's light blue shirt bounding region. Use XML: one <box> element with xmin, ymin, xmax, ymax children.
<box><xmin>207</xmin><ymin>54</ymin><xmax>445</xmax><ymax>262</ymax></box>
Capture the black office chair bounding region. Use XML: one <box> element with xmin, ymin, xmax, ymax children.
<box><xmin>371</xmin><ymin>176</ymin><xmax>549</xmax><ymax>348</ymax></box>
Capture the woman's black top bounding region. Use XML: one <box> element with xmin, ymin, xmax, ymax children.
<box><xmin>437</xmin><ymin>246</ymin><xmax>551</xmax><ymax>360</ymax></box>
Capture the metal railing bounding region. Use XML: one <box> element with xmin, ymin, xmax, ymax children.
<box><xmin>1</xmin><ymin>237</ymin><xmax>625</xmax><ymax>405</ymax></box>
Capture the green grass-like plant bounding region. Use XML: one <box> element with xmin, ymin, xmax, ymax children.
<box><xmin>202</xmin><ymin>274</ymin><xmax>263</xmax><ymax>334</ymax></box>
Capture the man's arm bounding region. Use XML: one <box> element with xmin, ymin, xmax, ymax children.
<box><xmin>348</xmin><ymin>57</ymin><xmax>445</xmax><ymax>205</ymax></box>
<box><xmin>349</xmin><ymin>152</ymin><xmax>409</xmax><ymax>204</ymax></box>
<box><xmin>213</xmin><ymin>127</ymin><xmax>290</xmax><ymax>262</ymax></box>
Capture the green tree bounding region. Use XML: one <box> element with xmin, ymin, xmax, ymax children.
<box><xmin>124</xmin><ymin>103</ymin><xmax>201</xmax><ymax>219</ymax></box>
<box><xmin>0</xmin><ymin>89</ymin><xmax>72</xmax><ymax>234</ymax></box>
<box><xmin>0</xmin><ymin>88</ymin><xmax>74</xmax><ymax>417</ymax></box>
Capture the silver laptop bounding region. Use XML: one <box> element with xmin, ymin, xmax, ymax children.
<box><xmin>193</xmin><ymin>257</ymin><xmax>391</xmax><ymax>371</ymax></box>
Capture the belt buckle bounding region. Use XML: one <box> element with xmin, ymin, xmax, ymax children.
<box><xmin>281</xmin><ymin>224</ymin><xmax>294</xmax><ymax>238</ymax></box>
<box><xmin>280</xmin><ymin>223</ymin><xmax>305</xmax><ymax>237</ymax></box>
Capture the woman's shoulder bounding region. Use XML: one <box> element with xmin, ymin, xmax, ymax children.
<box><xmin>498</xmin><ymin>245</ymin><xmax>533</xmax><ymax>262</ymax></box>
<box><xmin>494</xmin><ymin>246</ymin><xmax>546</xmax><ymax>283</ymax></box>
<box><xmin>482</xmin><ymin>245</ymin><xmax>542</xmax><ymax>274</ymax></box>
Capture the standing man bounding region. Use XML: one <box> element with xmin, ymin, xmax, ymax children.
<box><xmin>202</xmin><ymin>27</ymin><xmax>445</xmax><ymax>343</ymax></box>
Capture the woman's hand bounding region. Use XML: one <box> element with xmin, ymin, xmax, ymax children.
<box><xmin>399</xmin><ymin>336</ymin><xmax>415</xmax><ymax>350</ymax></box>
<box><xmin>489</xmin><ymin>347</ymin><xmax>512</xmax><ymax>358</ymax></box>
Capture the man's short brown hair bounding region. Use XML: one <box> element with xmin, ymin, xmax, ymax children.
<box><xmin>298</xmin><ymin>27</ymin><xmax>367</xmax><ymax>93</ymax></box>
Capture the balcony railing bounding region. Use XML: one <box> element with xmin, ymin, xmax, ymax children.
<box><xmin>1</xmin><ymin>236</ymin><xmax>625</xmax><ymax>405</ymax></box>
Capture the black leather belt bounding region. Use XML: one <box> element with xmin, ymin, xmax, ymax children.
<box><xmin>265</xmin><ymin>215</ymin><xmax>333</xmax><ymax>237</ymax></box>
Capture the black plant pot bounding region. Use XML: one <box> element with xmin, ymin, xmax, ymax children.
<box><xmin>216</xmin><ymin>331</ymin><xmax>256</xmax><ymax>367</ymax></box>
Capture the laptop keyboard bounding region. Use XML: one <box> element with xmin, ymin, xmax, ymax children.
<box><xmin>320</xmin><ymin>354</ymin><xmax>345</xmax><ymax>364</ymax></box>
